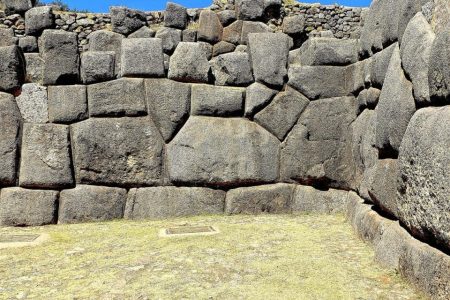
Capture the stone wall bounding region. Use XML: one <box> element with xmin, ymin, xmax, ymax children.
<box><xmin>0</xmin><ymin>0</ymin><xmax>449</xmax><ymax>298</ymax></box>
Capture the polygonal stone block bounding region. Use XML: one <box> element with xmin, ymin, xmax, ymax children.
<box><xmin>25</xmin><ymin>6</ymin><xmax>54</xmax><ymax>36</ymax></box>
<box><xmin>48</xmin><ymin>85</ymin><xmax>87</xmax><ymax>123</ymax></box>
<box><xmin>15</xmin><ymin>83</ymin><xmax>48</xmax><ymax>123</ymax></box>
<box><xmin>120</xmin><ymin>38</ymin><xmax>165</xmax><ymax>77</ymax></box>
<box><xmin>191</xmin><ymin>84</ymin><xmax>244</xmax><ymax>116</ymax></box>
<box><xmin>0</xmin><ymin>45</ymin><xmax>25</xmax><ymax>92</ymax></box>
<box><xmin>164</xmin><ymin>2</ymin><xmax>188</xmax><ymax>29</ymax></box>
<box><xmin>81</xmin><ymin>51</ymin><xmax>115</xmax><ymax>84</ymax></box>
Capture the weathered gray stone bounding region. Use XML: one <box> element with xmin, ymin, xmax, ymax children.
<box><xmin>168</xmin><ymin>42</ymin><xmax>210</xmax><ymax>83</ymax></box>
<box><xmin>128</xmin><ymin>26</ymin><xmax>155</xmax><ymax>38</ymax></box>
<box><xmin>198</xmin><ymin>41</ymin><xmax>213</xmax><ymax>60</ymax></box>
<box><xmin>15</xmin><ymin>83</ymin><xmax>48</xmax><ymax>123</ymax></box>
<box><xmin>235</xmin><ymin>45</ymin><xmax>247</xmax><ymax>52</ymax></box>
<box><xmin>428</xmin><ymin>22</ymin><xmax>450</xmax><ymax>104</ymax></box>
<box><xmin>375</xmin><ymin>45</ymin><xmax>416</xmax><ymax>155</ymax></box>
<box><xmin>182</xmin><ymin>29</ymin><xmax>197</xmax><ymax>42</ymax></box>
<box><xmin>71</xmin><ymin>117</ymin><xmax>164</xmax><ymax>187</ymax></box>
<box><xmin>217</xmin><ymin>9</ymin><xmax>236</xmax><ymax>26</ymax></box>
<box><xmin>125</xmin><ymin>187</ymin><xmax>225</xmax><ymax>219</ymax></box>
<box><xmin>81</xmin><ymin>51</ymin><xmax>115</xmax><ymax>84</ymax></box>
<box><xmin>223</xmin><ymin>20</ymin><xmax>242</xmax><ymax>45</ymax></box>
<box><xmin>110</xmin><ymin>6</ymin><xmax>147</xmax><ymax>36</ymax></box>
<box><xmin>164</xmin><ymin>2</ymin><xmax>188</xmax><ymax>29</ymax></box>
<box><xmin>167</xmin><ymin>116</ymin><xmax>280</xmax><ymax>187</ymax></box>
<box><xmin>1</xmin><ymin>0</ymin><xmax>33</xmax><ymax>14</ymax></box>
<box><xmin>293</xmin><ymin>185</ymin><xmax>349</xmax><ymax>213</ymax></box>
<box><xmin>191</xmin><ymin>84</ymin><xmax>244</xmax><ymax>116</ymax></box>
<box><xmin>0</xmin><ymin>28</ymin><xmax>16</xmax><ymax>47</ymax></box>
<box><xmin>366</xmin><ymin>87</ymin><xmax>381</xmax><ymax>109</ymax></box>
<box><xmin>88</xmin><ymin>30</ymin><xmax>123</xmax><ymax>74</ymax></box>
<box><xmin>400</xmin><ymin>12</ymin><xmax>435</xmax><ymax>105</ymax></box>
<box><xmin>198</xmin><ymin>9</ymin><xmax>223</xmax><ymax>44</ymax></box>
<box><xmin>155</xmin><ymin>27</ymin><xmax>182</xmax><ymax>54</ymax></box>
<box><xmin>370</xmin><ymin>41</ymin><xmax>396</xmax><ymax>88</ymax></box>
<box><xmin>0</xmin><ymin>187</ymin><xmax>58</xmax><ymax>226</ymax></box>
<box><xmin>19</xmin><ymin>123</ymin><xmax>73</xmax><ymax>189</ymax></box>
<box><xmin>59</xmin><ymin>185</ymin><xmax>127</xmax><ymax>224</ymax></box>
<box><xmin>241</xmin><ymin>21</ymin><xmax>271</xmax><ymax>45</ymax></box>
<box><xmin>244</xmin><ymin>82</ymin><xmax>276</xmax><ymax>117</ymax></box>
<box><xmin>39</xmin><ymin>30</ymin><xmax>79</xmax><ymax>85</ymax></box>
<box><xmin>120</xmin><ymin>38</ymin><xmax>165</xmax><ymax>77</ymax></box>
<box><xmin>25</xmin><ymin>6</ymin><xmax>54</xmax><ymax>36</ymax></box>
<box><xmin>212</xmin><ymin>41</ymin><xmax>236</xmax><ymax>57</ymax></box>
<box><xmin>24</xmin><ymin>53</ymin><xmax>43</xmax><ymax>83</ymax></box>
<box><xmin>282</xmin><ymin>14</ymin><xmax>305</xmax><ymax>35</ymax></box>
<box><xmin>225</xmin><ymin>184</ymin><xmax>295</xmax><ymax>214</ymax></box>
<box><xmin>87</xmin><ymin>78</ymin><xmax>146</xmax><ymax>117</ymax></box>
<box><xmin>210</xmin><ymin>52</ymin><xmax>253</xmax><ymax>86</ymax></box>
<box><xmin>397</xmin><ymin>106</ymin><xmax>450</xmax><ymax>252</ymax></box>
<box><xmin>248</xmin><ymin>32</ymin><xmax>289</xmax><ymax>87</ymax></box>
<box><xmin>297</xmin><ymin>38</ymin><xmax>359</xmax><ymax>66</ymax></box>
<box><xmin>48</xmin><ymin>85</ymin><xmax>87</xmax><ymax>123</ymax></box>
<box><xmin>18</xmin><ymin>36</ymin><xmax>37</xmax><ymax>52</ymax></box>
<box><xmin>0</xmin><ymin>93</ymin><xmax>21</xmax><ymax>186</ymax></box>
<box><xmin>235</xmin><ymin>0</ymin><xmax>280</xmax><ymax>21</ymax></box>
<box><xmin>369</xmin><ymin>159</ymin><xmax>400</xmax><ymax>218</ymax></box>
<box><xmin>397</xmin><ymin>0</ymin><xmax>429</xmax><ymax>42</ymax></box>
<box><xmin>145</xmin><ymin>78</ymin><xmax>191</xmax><ymax>142</ymax></box>
<box><xmin>281</xmin><ymin>96</ymin><xmax>358</xmax><ymax>190</ymax></box>
<box><xmin>254</xmin><ymin>86</ymin><xmax>309</xmax><ymax>141</ymax></box>
<box><xmin>0</xmin><ymin>45</ymin><xmax>25</xmax><ymax>92</ymax></box>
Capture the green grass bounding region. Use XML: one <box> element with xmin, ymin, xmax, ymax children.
<box><xmin>0</xmin><ymin>214</ymin><xmax>425</xmax><ymax>299</ymax></box>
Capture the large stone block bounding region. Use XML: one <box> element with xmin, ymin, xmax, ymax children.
<box><xmin>0</xmin><ymin>93</ymin><xmax>21</xmax><ymax>186</ymax></box>
<box><xmin>48</xmin><ymin>85</ymin><xmax>87</xmax><ymax>124</ymax></box>
<box><xmin>1</xmin><ymin>0</ymin><xmax>33</xmax><ymax>14</ymax></box>
<box><xmin>191</xmin><ymin>84</ymin><xmax>244</xmax><ymax>117</ymax></box>
<box><xmin>281</xmin><ymin>96</ymin><xmax>358</xmax><ymax>190</ymax></box>
<box><xmin>145</xmin><ymin>78</ymin><xmax>191</xmax><ymax>142</ymax></box>
<box><xmin>110</xmin><ymin>6</ymin><xmax>147</xmax><ymax>36</ymax></box>
<box><xmin>235</xmin><ymin>0</ymin><xmax>280</xmax><ymax>21</ymax></box>
<box><xmin>254</xmin><ymin>86</ymin><xmax>309</xmax><ymax>141</ymax></box>
<box><xmin>87</xmin><ymin>78</ymin><xmax>146</xmax><ymax>117</ymax></box>
<box><xmin>282</xmin><ymin>15</ymin><xmax>305</xmax><ymax>35</ymax></box>
<box><xmin>167</xmin><ymin>116</ymin><xmax>280</xmax><ymax>187</ymax></box>
<box><xmin>18</xmin><ymin>36</ymin><xmax>37</xmax><ymax>52</ymax></box>
<box><xmin>217</xmin><ymin>9</ymin><xmax>236</xmax><ymax>26</ymax></box>
<box><xmin>244</xmin><ymin>82</ymin><xmax>276</xmax><ymax>117</ymax></box>
<box><xmin>375</xmin><ymin>45</ymin><xmax>416</xmax><ymax>156</ymax></box>
<box><xmin>19</xmin><ymin>123</ymin><xmax>73</xmax><ymax>189</ymax></box>
<box><xmin>428</xmin><ymin>22</ymin><xmax>450</xmax><ymax>104</ymax></box>
<box><xmin>370</xmin><ymin>43</ymin><xmax>396</xmax><ymax>87</ymax></box>
<box><xmin>164</xmin><ymin>2</ymin><xmax>188</xmax><ymax>29</ymax></box>
<box><xmin>225</xmin><ymin>183</ymin><xmax>294</xmax><ymax>214</ymax></box>
<box><xmin>293</xmin><ymin>185</ymin><xmax>349</xmax><ymax>213</ymax></box>
<box><xmin>223</xmin><ymin>20</ymin><xmax>242</xmax><ymax>45</ymax></box>
<box><xmin>210</xmin><ymin>52</ymin><xmax>254</xmax><ymax>86</ymax></box>
<box><xmin>369</xmin><ymin>159</ymin><xmax>400</xmax><ymax>218</ymax></box>
<box><xmin>39</xmin><ymin>30</ymin><xmax>79</xmax><ymax>85</ymax></box>
<box><xmin>0</xmin><ymin>45</ymin><xmax>25</xmax><ymax>92</ymax></box>
<box><xmin>125</xmin><ymin>187</ymin><xmax>225</xmax><ymax>219</ymax></box>
<box><xmin>0</xmin><ymin>187</ymin><xmax>58</xmax><ymax>226</ymax></box>
<box><xmin>400</xmin><ymin>12</ymin><xmax>435</xmax><ymax>105</ymax></box>
<box><xmin>198</xmin><ymin>9</ymin><xmax>223</xmax><ymax>44</ymax></box>
<box><xmin>397</xmin><ymin>106</ymin><xmax>450</xmax><ymax>252</ymax></box>
<box><xmin>15</xmin><ymin>83</ymin><xmax>48</xmax><ymax>123</ymax></box>
<box><xmin>128</xmin><ymin>26</ymin><xmax>155</xmax><ymax>38</ymax></box>
<box><xmin>397</xmin><ymin>0</ymin><xmax>429</xmax><ymax>42</ymax></box>
<box><xmin>0</xmin><ymin>28</ymin><xmax>16</xmax><ymax>47</ymax></box>
<box><xmin>168</xmin><ymin>42</ymin><xmax>210</xmax><ymax>83</ymax></box>
<box><xmin>88</xmin><ymin>30</ymin><xmax>123</xmax><ymax>73</ymax></box>
<box><xmin>71</xmin><ymin>117</ymin><xmax>164</xmax><ymax>187</ymax></box>
<box><xmin>241</xmin><ymin>21</ymin><xmax>272</xmax><ymax>45</ymax></box>
<box><xmin>155</xmin><ymin>27</ymin><xmax>182</xmax><ymax>54</ymax></box>
<box><xmin>59</xmin><ymin>185</ymin><xmax>127</xmax><ymax>224</ymax></box>
<box><xmin>248</xmin><ymin>32</ymin><xmax>289</xmax><ymax>87</ymax></box>
<box><xmin>120</xmin><ymin>38</ymin><xmax>165</xmax><ymax>77</ymax></box>
<box><xmin>24</xmin><ymin>53</ymin><xmax>43</xmax><ymax>83</ymax></box>
<box><xmin>212</xmin><ymin>41</ymin><xmax>236</xmax><ymax>57</ymax></box>
<box><xmin>297</xmin><ymin>38</ymin><xmax>359</xmax><ymax>66</ymax></box>
<box><xmin>25</xmin><ymin>6</ymin><xmax>54</xmax><ymax>36</ymax></box>
<box><xmin>80</xmin><ymin>51</ymin><xmax>115</xmax><ymax>84</ymax></box>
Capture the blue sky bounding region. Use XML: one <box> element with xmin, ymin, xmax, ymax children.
<box><xmin>43</xmin><ymin>0</ymin><xmax>371</xmax><ymax>13</ymax></box>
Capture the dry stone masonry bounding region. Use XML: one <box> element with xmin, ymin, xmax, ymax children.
<box><xmin>0</xmin><ymin>0</ymin><xmax>449</xmax><ymax>298</ymax></box>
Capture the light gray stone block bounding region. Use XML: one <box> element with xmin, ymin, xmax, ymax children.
<box><xmin>198</xmin><ymin>9</ymin><xmax>223</xmax><ymax>43</ymax></box>
<box><xmin>191</xmin><ymin>84</ymin><xmax>244</xmax><ymax>116</ymax></box>
<box><xmin>25</xmin><ymin>6</ymin><xmax>54</xmax><ymax>36</ymax></box>
<box><xmin>48</xmin><ymin>85</ymin><xmax>87</xmax><ymax>123</ymax></box>
<box><xmin>0</xmin><ymin>45</ymin><xmax>25</xmax><ymax>92</ymax></box>
<box><xmin>293</xmin><ymin>185</ymin><xmax>349</xmax><ymax>213</ymax></box>
<box><xmin>164</xmin><ymin>2</ymin><xmax>188</xmax><ymax>29</ymax></box>
<box><xmin>210</xmin><ymin>52</ymin><xmax>254</xmax><ymax>86</ymax></box>
<box><xmin>81</xmin><ymin>51</ymin><xmax>115</xmax><ymax>84</ymax></box>
<box><xmin>120</xmin><ymin>38</ymin><xmax>165</xmax><ymax>77</ymax></box>
<box><xmin>244</xmin><ymin>82</ymin><xmax>276</xmax><ymax>117</ymax></box>
<box><xmin>110</xmin><ymin>6</ymin><xmax>147</xmax><ymax>36</ymax></box>
<box><xmin>16</xmin><ymin>83</ymin><xmax>48</xmax><ymax>123</ymax></box>
<box><xmin>168</xmin><ymin>42</ymin><xmax>210</xmax><ymax>83</ymax></box>
<box><xmin>155</xmin><ymin>27</ymin><xmax>182</xmax><ymax>53</ymax></box>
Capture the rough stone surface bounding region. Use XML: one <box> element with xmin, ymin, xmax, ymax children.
<box><xmin>182</xmin><ymin>29</ymin><xmax>197</xmax><ymax>42</ymax></box>
<box><xmin>370</xmin><ymin>43</ymin><xmax>396</xmax><ymax>88</ymax></box>
<box><xmin>81</xmin><ymin>51</ymin><xmax>115</xmax><ymax>84</ymax></box>
<box><xmin>59</xmin><ymin>185</ymin><xmax>127</xmax><ymax>224</ymax></box>
<box><xmin>0</xmin><ymin>45</ymin><xmax>25</xmax><ymax>92</ymax></box>
<box><xmin>0</xmin><ymin>28</ymin><xmax>16</xmax><ymax>47</ymax></box>
<box><xmin>88</xmin><ymin>30</ymin><xmax>123</xmax><ymax>73</ymax></box>
<box><xmin>167</xmin><ymin>116</ymin><xmax>280</xmax><ymax>187</ymax></box>
<box><xmin>0</xmin><ymin>93</ymin><xmax>21</xmax><ymax>186</ymax></box>
<box><xmin>125</xmin><ymin>187</ymin><xmax>225</xmax><ymax>219</ymax></box>
<box><xmin>155</xmin><ymin>27</ymin><xmax>182</xmax><ymax>54</ymax></box>
<box><xmin>19</xmin><ymin>123</ymin><xmax>73</xmax><ymax>189</ymax></box>
<box><xmin>369</xmin><ymin>159</ymin><xmax>400</xmax><ymax>218</ymax></box>
<box><xmin>110</xmin><ymin>6</ymin><xmax>147</xmax><ymax>36</ymax></box>
<box><xmin>282</xmin><ymin>14</ymin><xmax>305</xmax><ymax>35</ymax></box>
<box><xmin>16</xmin><ymin>83</ymin><xmax>48</xmax><ymax>123</ymax></box>
<box><xmin>198</xmin><ymin>9</ymin><xmax>223</xmax><ymax>44</ymax></box>
<box><xmin>168</xmin><ymin>42</ymin><xmax>210</xmax><ymax>83</ymax></box>
<box><xmin>281</xmin><ymin>96</ymin><xmax>358</xmax><ymax>190</ymax></box>
<box><xmin>128</xmin><ymin>26</ymin><xmax>155</xmax><ymax>38</ymax></box>
<box><xmin>48</xmin><ymin>85</ymin><xmax>87</xmax><ymax>123</ymax></box>
<box><xmin>225</xmin><ymin>184</ymin><xmax>295</xmax><ymax>214</ymax></box>
<box><xmin>244</xmin><ymin>82</ymin><xmax>276</xmax><ymax>117</ymax></box>
<box><xmin>375</xmin><ymin>45</ymin><xmax>416</xmax><ymax>155</ymax></box>
<box><xmin>18</xmin><ymin>36</ymin><xmax>37</xmax><ymax>52</ymax></box>
<box><xmin>120</xmin><ymin>38</ymin><xmax>165</xmax><ymax>77</ymax></box>
<box><xmin>298</xmin><ymin>38</ymin><xmax>359</xmax><ymax>66</ymax></box>
<box><xmin>397</xmin><ymin>106</ymin><xmax>450</xmax><ymax>252</ymax></box>
<box><xmin>39</xmin><ymin>30</ymin><xmax>79</xmax><ymax>85</ymax></box>
<box><xmin>212</xmin><ymin>41</ymin><xmax>236</xmax><ymax>57</ymax></box>
<box><xmin>236</xmin><ymin>0</ymin><xmax>265</xmax><ymax>20</ymax></box>
<box><xmin>145</xmin><ymin>78</ymin><xmax>191</xmax><ymax>142</ymax></box>
<box><xmin>428</xmin><ymin>22</ymin><xmax>450</xmax><ymax>104</ymax></box>
<box><xmin>400</xmin><ymin>12</ymin><xmax>435</xmax><ymax>105</ymax></box>
<box><xmin>164</xmin><ymin>2</ymin><xmax>187</xmax><ymax>29</ymax></box>
<box><xmin>223</xmin><ymin>20</ymin><xmax>242</xmax><ymax>45</ymax></box>
<box><xmin>25</xmin><ymin>6</ymin><xmax>54</xmax><ymax>36</ymax></box>
<box><xmin>24</xmin><ymin>53</ymin><xmax>43</xmax><ymax>83</ymax></box>
<box><xmin>254</xmin><ymin>86</ymin><xmax>309</xmax><ymax>141</ymax></box>
<box><xmin>217</xmin><ymin>9</ymin><xmax>236</xmax><ymax>26</ymax></box>
<box><xmin>1</xmin><ymin>0</ymin><xmax>33</xmax><ymax>14</ymax></box>
<box><xmin>87</xmin><ymin>78</ymin><xmax>146</xmax><ymax>117</ymax></box>
<box><xmin>248</xmin><ymin>32</ymin><xmax>289</xmax><ymax>87</ymax></box>
<box><xmin>210</xmin><ymin>52</ymin><xmax>253</xmax><ymax>86</ymax></box>
<box><xmin>293</xmin><ymin>185</ymin><xmax>349</xmax><ymax>213</ymax></box>
<box><xmin>71</xmin><ymin>117</ymin><xmax>164</xmax><ymax>187</ymax></box>
<box><xmin>397</xmin><ymin>0</ymin><xmax>429</xmax><ymax>42</ymax></box>
<box><xmin>0</xmin><ymin>187</ymin><xmax>58</xmax><ymax>226</ymax></box>
<box><xmin>191</xmin><ymin>84</ymin><xmax>244</xmax><ymax>116</ymax></box>
<box><xmin>241</xmin><ymin>21</ymin><xmax>271</xmax><ymax>45</ymax></box>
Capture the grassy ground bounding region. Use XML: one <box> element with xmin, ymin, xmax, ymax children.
<box><xmin>0</xmin><ymin>214</ymin><xmax>425</xmax><ymax>300</ymax></box>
